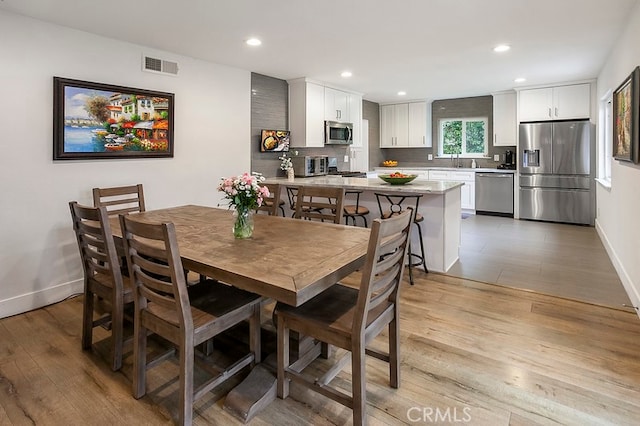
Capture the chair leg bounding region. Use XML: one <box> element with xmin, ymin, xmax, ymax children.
<box><xmin>352</xmin><ymin>342</ymin><xmax>366</xmax><ymax>426</ymax></box>
<box><xmin>110</xmin><ymin>297</ymin><xmax>124</xmax><ymax>371</ymax></box>
<box><xmin>277</xmin><ymin>317</ymin><xmax>290</xmax><ymax>399</ymax></box>
<box><xmin>179</xmin><ymin>342</ymin><xmax>195</xmax><ymax>426</ymax></box>
<box><xmin>132</xmin><ymin>319</ymin><xmax>148</xmax><ymax>399</ymax></box>
<box><xmin>279</xmin><ymin>205</ymin><xmax>285</xmax><ymax>217</ymax></box>
<box><xmin>82</xmin><ymin>289</ymin><xmax>94</xmax><ymax>350</ymax></box>
<box><xmin>363</xmin><ymin>215</ymin><xmax>368</xmax><ymax>228</ymax></box>
<box><xmin>389</xmin><ymin>315</ymin><xmax>400</xmax><ymax>389</ymax></box>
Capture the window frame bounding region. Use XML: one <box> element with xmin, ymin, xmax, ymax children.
<box><xmin>438</xmin><ymin>117</ymin><xmax>489</xmax><ymax>158</ymax></box>
<box><xmin>597</xmin><ymin>90</ymin><xmax>612</xmax><ymax>188</ymax></box>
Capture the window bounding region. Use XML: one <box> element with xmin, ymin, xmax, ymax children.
<box><xmin>598</xmin><ymin>90</ymin><xmax>612</xmax><ymax>187</ymax></box>
<box><xmin>438</xmin><ymin>118</ymin><xmax>488</xmax><ymax>157</ymax></box>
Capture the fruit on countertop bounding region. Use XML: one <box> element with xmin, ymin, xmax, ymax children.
<box><xmin>388</xmin><ymin>172</ymin><xmax>409</xmax><ymax>178</ymax></box>
<box><xmin>382</xmin><ymin>160</ymin><xmax>398</xmax><ymax>167</ymax></box>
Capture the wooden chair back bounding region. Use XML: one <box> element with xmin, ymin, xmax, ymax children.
<box><xmin>119</xmin><ymin>215</ymin><xmax>191</xmax><ymax>330</ymax></box>
<box><xmin>93</xmin><ymin>184</ymin><xmax>146</xmax><ymax>216</ymax></box>
<box><xmin>258</xmin><ymin>183</ymin><xmax>281</xmax><ymax>216</ymax></box>
<box><xmin>69</xmin><ymin>201</ymin><xmax>130</xmax><ymax>371</ymax></box>
<box><xmin>69</xmin><ymin>201</ymin><xmax>123</xmax><ymax>296</ymax></box>
<box><xmin>294</xmin><ymin>186</ymin><xmax>345</xmax><ymax>224</ymax></box>
<box><xmin>354</xmin><ymin>208</ymin><xmax>413</xmax><ymax>335</ymax></box>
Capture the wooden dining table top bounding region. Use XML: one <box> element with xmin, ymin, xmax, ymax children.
<box><xmin>110</xmin><ymin>205</ymin><xmax>371</xmax><ymax>306</ymax></box>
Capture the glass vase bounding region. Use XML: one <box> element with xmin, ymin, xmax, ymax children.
<box><xmin>287</xmin><ymin>168</ymin><xmax>295</xmax><ymax>181</ymax></box>
<box><xmin>233</xmin><ymin>208</ymin><xmax>254</xmax><ymax>239</ymax></box>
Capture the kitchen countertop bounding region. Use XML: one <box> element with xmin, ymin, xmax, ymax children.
<box><xmin>374</xmin><ymin>166</ymin><xmax>516</xmax><ymax>173</ymax></box>
<box><xmin>264</xmin><ymin>176</ymin><xmax>464</xmax><ymax>194</ymax></box>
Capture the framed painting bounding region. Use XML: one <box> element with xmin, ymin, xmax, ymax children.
<box><xmin>53</xmin><ymin>77</ymin><xmax>174</xmax><ymax>160</ymax></box>
<box><xmin>612</xmin><ymin>67</ymin><xmax>640</xmax><ymax>163</ymax></box>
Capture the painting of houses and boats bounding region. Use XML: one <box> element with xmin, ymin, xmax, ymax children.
<box><xmin>53</xmin><ymin>77</ymin><xmax>174</xmax><ymax>160</ymax></box>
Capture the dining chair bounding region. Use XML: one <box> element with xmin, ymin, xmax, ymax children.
<box><xmin>343</xmin><ymin>190</ymin><xmax>369</xmax><ymax>227</ymax></box>
<box><xmin>375</xmin><ymin>192</ymin><xmax>428</xmax><ymax>285</ymax></box>
<box><xmin>294</xmin><ymin>186</ymin><xmax>345</xmax><ymax>224</ymax></box>
<box><xmin>119</xmin><ymin>214</ymin><xmax>263</xmax><ymax>426</ymax></box>
<box><xmin>275</xmin><ymin>208</ymin><xmax>413</xmax><ymax>425</ymax></box>
<box><xmin>258</xmin><ymin>183</ymin><xmax>285</xmax><ymax>216</ymax></box>
<box><xmin>92</xmin><ymin>184</ymin><xmax>145</xmax><ymax>216</ymax></box>
<box><xmin>69</xmin><ymin>201</ymin><xmax>133</xmax><ymax>371</ymax></box>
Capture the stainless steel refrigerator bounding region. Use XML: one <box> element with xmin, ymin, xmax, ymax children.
<box><xmin>519</xmin><ymin>120</ymin><xmax>594</xmax><ymax>225</ymax></box>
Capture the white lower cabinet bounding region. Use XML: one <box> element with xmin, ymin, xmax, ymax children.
<box><xmin>428</xmin><ymin>170</ymin><xmax>475</xmax><ymax>210</ymax></box>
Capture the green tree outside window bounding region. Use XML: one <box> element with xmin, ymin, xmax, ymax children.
<box><xmin>439</xmin><ymin>118</ymin><xmax>488</xmax><ymax>157</ymax></box>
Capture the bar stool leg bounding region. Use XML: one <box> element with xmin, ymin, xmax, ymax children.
<box><xmin>415</xmin><ymin>222</ymin><xmax>429</xmax><ymax>273</ymax></box>
<box><xmin>407</xmin><ymin>239</ymin><xmax>415</xmax><ymax>285</ymax></box>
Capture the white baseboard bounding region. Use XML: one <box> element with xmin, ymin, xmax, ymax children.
<box><xmin>0</xmin><ymin>278</ymin><xmax>83</xmax><ymax>319</ymax></box>
<box><xmin>596</xmin><ymin>219</ymin><xmax>640</xmax><ymax>318</ymax></box>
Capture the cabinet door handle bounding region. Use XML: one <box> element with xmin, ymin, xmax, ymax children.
<box><xmin>423</xmin><ymin>135</ymin><xmax>425</xmax><ymax>145</ymax></box>
<box><xmin>494</xmin><ymin>134</ymin><xmax>497</xmax><ymax>143</ymax></box>
<box><xmin>555</xmin><ymin>107</ymin><xmax>558</xmax><ymax>117</ymax></box>
<box><xmin>548</xmin><ymin>107</ymin><xmax>552</xmax><ymax>118</ymax></box>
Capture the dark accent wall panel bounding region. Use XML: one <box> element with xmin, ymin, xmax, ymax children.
<box><xmin>363</xmin><ymin>100</ymin><xmax>380</xmax><ymax>170</ymax></box>
<box><xmin>251</xmin><ymin>73</ymin><xmax>288</xmax><ymax>177</ymax></box>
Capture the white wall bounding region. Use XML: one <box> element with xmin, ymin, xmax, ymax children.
<box><xmin>0</xmin><ymin>11</ymin><xmax>251</xmax><ymax>318</ymax></box>
<box><xmin>596</xmin><ymin>1</ymin><xmax>640</xmax><ymax>313</ymax></box>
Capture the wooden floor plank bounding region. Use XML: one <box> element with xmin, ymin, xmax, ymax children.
<box><xmin>1</xmin><ymin>272</ymin><xmax>640</xmax><ymax>425</ymax></box>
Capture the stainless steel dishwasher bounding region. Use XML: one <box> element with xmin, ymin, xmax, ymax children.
<box><xmin>475</xmin><ymin>172</ymin><xmax>514</xmax><ymax>217</ymax></box>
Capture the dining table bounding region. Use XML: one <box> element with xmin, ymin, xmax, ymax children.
<box><xmin>109</xmin><ymin>204</ymin><xmax>371</xmax><ymax>307</ymax></box>
<box><xmin>109</xmin><ymin>204</ymin><xmax>372</xmax><ymax>421</ymax></box>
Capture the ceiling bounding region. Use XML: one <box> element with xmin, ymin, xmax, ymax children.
<box><xmin>1</xmin><ymin>0</ymin><xmax>637</xmax><ymax>103</ymax></box>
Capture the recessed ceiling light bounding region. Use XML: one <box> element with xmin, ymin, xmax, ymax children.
<box><xmin>397</xmin><ymin>91</ymin><xmax>407</xmax><ymax>96</ymax></box>
<box><xmin>246</xmin><ymin>38</ymin><xmax>262</xmax><ymax>46</ymax></box>
<box><xmin>493</xmin><ymin>44</ymin><xmax>510</xmax><ymax>53</ymax></box>
<box><xmin>341</xmin><ymin>71</ymin><xmax>352</xmax><ymax>78</ymax></box>
<box><xmin>514</xmin><ymin>77</ymin><xmax>526</xmax><ymax>83</ymax></box>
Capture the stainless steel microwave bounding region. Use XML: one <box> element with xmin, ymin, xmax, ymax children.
<box><xmin>325</xmin><ymin>121</ymin><xmax>353</xmax><ymax>145</ymax></box>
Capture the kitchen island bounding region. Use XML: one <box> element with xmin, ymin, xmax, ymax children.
<box><xmin>265</xmin><ymin>176</ymin><xmax>463</xmax><ymax>273</ymax></box>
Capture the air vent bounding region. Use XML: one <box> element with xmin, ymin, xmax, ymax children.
<box><xmin>142</xmin><ymin>54</ymin><xmax>179</xmax><ymax>76</ymax></box>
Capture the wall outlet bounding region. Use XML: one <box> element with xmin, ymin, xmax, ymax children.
<box><xmin>428</xmin><ymin>154</ymin><xmax>433</xmax><ymax>161</ymax></box>
<box><xmin>494</xmin><ymin>154</ymin><xmax>500</xmax><ymax>162</ymax></box>
<box><xmin>343</xmin><ymin>155</ymin><xmax>349</xmax><ymax>162</ymax></box>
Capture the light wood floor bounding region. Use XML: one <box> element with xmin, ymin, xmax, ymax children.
<box><xmin>447</xmin><ymin>214</ymin><xmax>632</xmax><ymax>310</ymax></box>
<box><xmin>2</xmin><ymin>272</ymin><xmax>640</xmax><ymax>425</ymax></box>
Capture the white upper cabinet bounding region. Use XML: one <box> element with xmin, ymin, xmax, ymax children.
<box><xmin>519</xmin><ymin>83</ymin><xmax>590</xmax><ymax>122</ymax></box>
<box><xmin>380</xmin><ymin>103</ymin><xmax>409</xmax><ymax>147</ymax></box>
<box><xmin>552</xmin><ymin>84</ymin><xmax>591</xmax><ymax>120</ymax></box>
<box><xmin>324</xmin><ymin>87</ymin><xmax>350</xmax><ymax>122</ymax></box>
<box><xmin>288</xmin><ymin>78</ymin><xmax>362</xmax><ymax>148</ymax></box>
<box><xmin>492</xmin><ymin>92</ymin><xmax>517</xmax><ymax>146</ymax></box>
<box><xmin>380</xmin><ymin>101</ymin><xmax>429</xmax><ymax>148</ymax></box>
<box><xmin>408</xmin><ymin>102</ymin><xmax>428</xmax><ymax>147</ymax></box>
<box><xmin>288</xmin><ymin>79</ymin><xmax>325</xmax><ymax>147</ymax></box>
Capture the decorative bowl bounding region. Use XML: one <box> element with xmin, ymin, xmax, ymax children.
<box><xmin>378</xmin><ymin>174</ymin><xmax>418</xmax><ymax>185</ymax></box>
<box><xmin>382</xmin><ymin>160</ymin><xmax>398</xmax><ymax>167</ymax></box>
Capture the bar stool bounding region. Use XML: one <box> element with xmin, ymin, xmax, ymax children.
<box><xmin>375</xmin><ymin>193</ymin><xmax>428</xmax><ymax>285</ymax></box>
<box><xmin>343</xmin><ymin>190</ymin><xmax>369</xmax><ymax>227</ymax></box>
